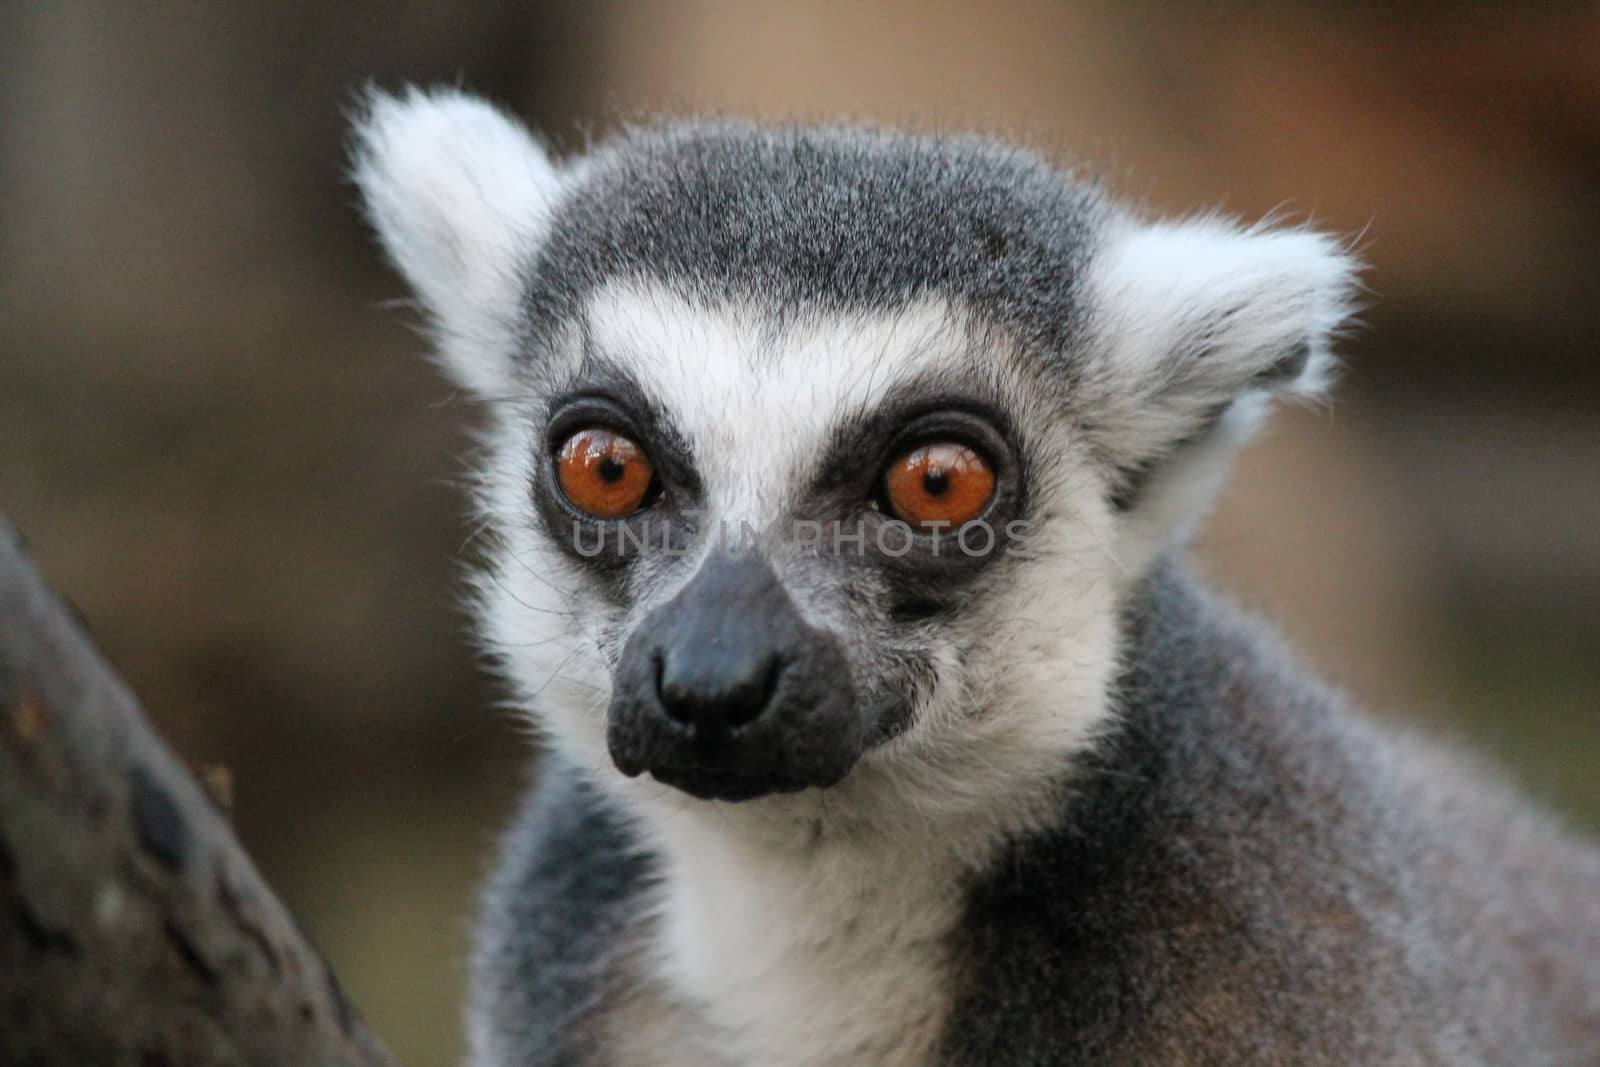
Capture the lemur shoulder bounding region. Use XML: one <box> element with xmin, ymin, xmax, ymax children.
<box><xmin>351</xmin><ymin>88</ymin><xmax>1600</xmax><ymax>1067</ymax></box>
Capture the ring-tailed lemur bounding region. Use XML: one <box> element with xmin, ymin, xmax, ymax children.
<box><xmin>352</xmin><ymin>87</ymin><xmax>1600</xmax><ymax>1066</ymax></box>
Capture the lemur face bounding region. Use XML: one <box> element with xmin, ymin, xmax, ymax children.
<box><xmin>522</xmin><ymin>284</ymin><xmax>1087</xmax><ymax>802</ymax></box>
<box><xmin>354</xmin><ymin>90</ymin><xmax>1355</xmax><ymax>817</ymax></box>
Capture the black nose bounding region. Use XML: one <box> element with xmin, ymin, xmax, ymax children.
<box><xmin>640</xmin><ymin>553</ymin><xmax>793</xmax><ymax>743</ymax></box>
<box><xmin>606</xmin><ymin>551</ymin><xmax>866</xmax><ymax>800</ymax></box>
<box><xmin>655</xmin><ymin>644</ymin><xmax>781</xmax><ymax>736</ymax></box>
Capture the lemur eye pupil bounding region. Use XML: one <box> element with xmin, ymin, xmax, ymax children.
<box><xmin>883</xmin><ymin>442</ymin><xmax>995</xmax><ymax>530</ymax></box>
<box><xmin>556</xmin><ymin>428</ymin><xmax>656</xmax><ymax>519</ymax></box>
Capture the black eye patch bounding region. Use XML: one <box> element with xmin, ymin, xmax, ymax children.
<box><xmin>796</xmin><ymin>391</ymin><xmax>1030</xmax><ymax>585</ymax></box>
<box><xmin>531</xmin><ymin>374</ymin><xmax>703</xmax><ymax>580</ymax></box>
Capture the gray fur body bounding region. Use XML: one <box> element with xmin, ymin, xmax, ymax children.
<box><xmin>348</xmin><ymin>92</ymin><xmax>1600</xmax><ymax>1066</ymax></box>
<box><xmin>471</xmin><ymin>562</ymin><xmax>1600</xmax><ymax>1065</ymax></box>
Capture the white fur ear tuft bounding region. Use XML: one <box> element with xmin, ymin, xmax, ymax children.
<box><xmin>1087</xmin><ymin>215</ymin><xmax>1360</xmax><ymax>471</ymax></box>
<box><xmin>1086</xmin><ymin>214</ymin><xmax>1360</xmax><ymax>565</ymax></box>
<box><xmin>350</xmin><ymin>86</ymin><xmax>562</xmax><ymax>397</ymax></box>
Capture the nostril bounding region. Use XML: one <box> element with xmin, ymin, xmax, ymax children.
<box><xmin>652</xmin><ymin>650</ymin><xmax>688</xmax><ymax>724</ymax></box>
<box><xmin>726</xmin><ymin>654</ymin><xmax>783</xmax><ymax>729</ymax></box>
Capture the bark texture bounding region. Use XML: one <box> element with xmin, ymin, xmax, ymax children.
<box><xmin>0</xmin><ymin>519</ymin><xmax>398</xmax><ymax>1067</ymax></box>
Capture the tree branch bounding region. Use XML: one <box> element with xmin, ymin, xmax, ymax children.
<box><xmin>0</xmin><ymin>518</ymin><xmax>400</xmax><ymax>1067</ymax></box>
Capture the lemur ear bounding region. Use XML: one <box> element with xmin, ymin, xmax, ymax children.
<box><xmin>1084</xmin><ymin>215</ymin><xmax>1359</xmax><ymax>552</ymax></box>
<box><xmin>351</xmin><ymin>87</ymin><xmax>561</xmax><ymax>398</ymax></box>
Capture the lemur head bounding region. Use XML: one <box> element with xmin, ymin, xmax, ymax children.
<box><xmin>354</xmin><ymin>89</ymin><xmax>1356</xmax><ymax>832</ymax></box>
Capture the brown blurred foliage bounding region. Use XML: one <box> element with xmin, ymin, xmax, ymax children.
<box><xmin>2</xmin><ymin>4</ymin><xmax>1596</xmax><ymax>1063</ymax></box>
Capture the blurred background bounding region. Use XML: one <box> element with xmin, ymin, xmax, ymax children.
<box><xmin>3</xmin><ymin>3</ymin><xmax>1597</xmax><ymax>1062</ymax></box>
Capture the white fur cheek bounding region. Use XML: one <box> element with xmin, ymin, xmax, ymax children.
<box><xmin>825</xmin><ymin>455</ymin><xmax>1124</xmax><ymax>867</ymax></box>
<box><xmin>933</xmin><ymin>482</ymin><xmax>1121</xmax><ymax>781</ymax></box>
<box><xmin>466</xmin><ymin>423</ymin><xmax>618</xmax><ymax>776</ymax></box>
<box><xmin>477</xmin><ymin>535</ymin><xmax>613</xmax><ymax>766</ymax></box>
<box><xmin>988</xmin><ymin>499</ymin><xmax>1122</xmax><ymax>731</ymax></box>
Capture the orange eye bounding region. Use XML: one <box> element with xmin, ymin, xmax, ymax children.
<box><xmin>883</xmin><ymin>442</ymin><xmax>995</xmax><ymax>530</ymax></box>
<box><xmin>556</xmin><ymin>428</ymin><xmax>656</xmax><ymax>518</ymax></box>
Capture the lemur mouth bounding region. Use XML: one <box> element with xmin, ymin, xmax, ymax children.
<box><xmin>643</xmin><ymin>765</ymin><xmax>814</xmax><ymax>803</ymax></box>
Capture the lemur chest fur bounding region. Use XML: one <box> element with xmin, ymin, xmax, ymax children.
<box><xmin>641</xmin><ymin>818</ymin><xmax>962</xmax><ymax>1067</ymax></box>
